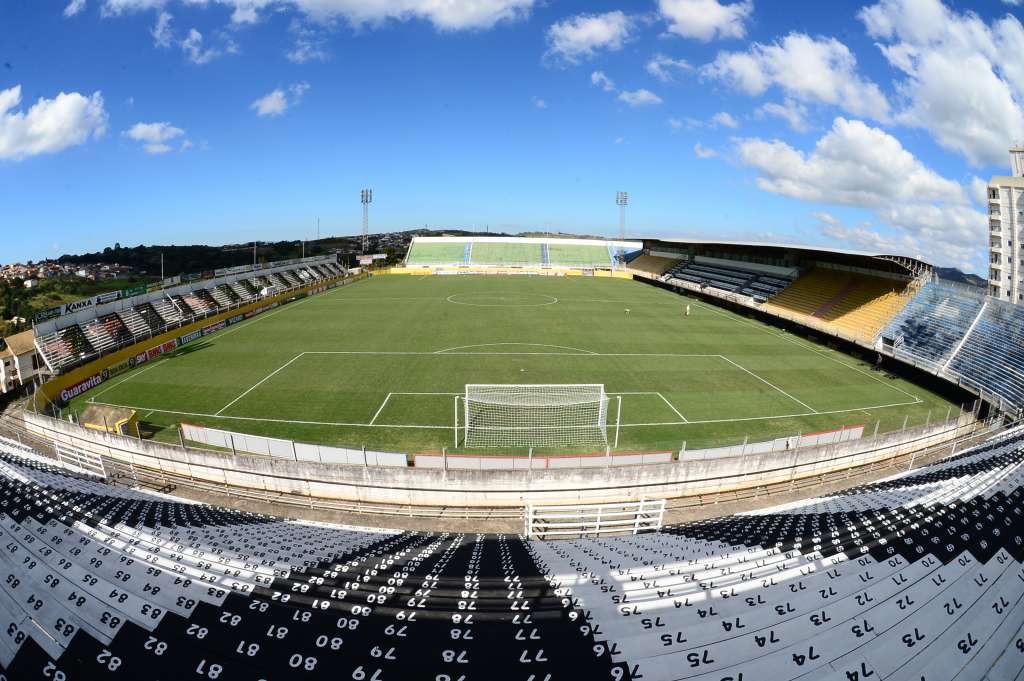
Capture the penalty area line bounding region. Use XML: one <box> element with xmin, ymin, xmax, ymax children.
<box><xmin>368</xmin><ymin>394</ymin><xmax>392</xmax><ymax>425</ymax></box>
<box><xmin>719</xmin><ymin>355</ymin><xmax>818</xmax><ymax>413</ymax></box>
<box><xmin>215</xmin><ymin>353</ymin><xmax>305</xmax><ymax>416</ymax></box>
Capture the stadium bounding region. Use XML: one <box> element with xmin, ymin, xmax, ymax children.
<box><xmin>1</xmin><ymin>234</ymin><xmax>1023</xmax><ymax>680</ymax></box>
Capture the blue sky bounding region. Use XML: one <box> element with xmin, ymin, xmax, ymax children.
<box><xmin>2</xmin><ymin>0</ymin><xmax>1022</xmax><ymax>273</ymax></box>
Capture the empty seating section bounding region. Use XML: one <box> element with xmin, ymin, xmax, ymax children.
<box><xmin>115</xmin><ymin>308</ymin><xmax>150</xmax><ymax>340</ymax></box>
<box><xmin>881</xmin><ymin>281</ymin><xmax>986</xmax><ymax>369</ymax></box>
<box><xmin>193</xmin><ymin>288</ymin><xmax>221</xmax><ymax>311</ymax></box>
<box><xmin>227</xmin><ymin>282</ymin><xmax>254</xmax><ymax>302</ymax></box>
<box><xmin>661</xmin><ymin>258</ymin><xmax>796</xmax><ymax>301</ymax></box>
<box><xmin>0</xmin><ymin>437</ymin><xmax>621</xmax><ymax>681</ymax></box>
<box><xmin>170</xmin><ymin>295</ymin><xmax>197</xmax><ymax>318</ymax></box>
<box><xmin>470</xmin><ymin>242</ymin><xmax>543</xmax><ymax>266</ymax></box>
<box><xmin>763</xmin><ymin>268</ymin><xmax>911</xmax><ymax>340</ymax></box>
<box><xmin>546</xmin><ymin>244</ymin><xmax>614</xmax><ymax>268</ymax></box>
<box><xmin>79</xmin><ymin>318</ymin><xmax>116</xmax><ymax>355</ymax></box>
<box><xmin>405</xmin><ymin>241</ymin><xmax>468</xmax><ymax>266</ymax></box>
<box><xmin>532</xmin><ymin>427</ymin><xmax>1024</xmax><ymax>681</ymax></box>
<box><xmin>98</xmin><ymin>313</ymin><xmax>132</xmax><ymax>346</ymax></box>
<box><xmin>134</xmin><ymin>302</ymin><xmax>165</xmax><ymax>333</ymax></box>
<box><xmin>2</xmin><ymin>421</ymin><xmax>1024</xmax><ymax>678</ymax></box>
<box><xmin>626</xmin><ymin>254</ymin><xmax>682</xmax><ymax>277</ymax></box>
<box><xmin>150</xmin><ymin>298</ymin><xmax>183</xmax><ymax>326</ymax></box>
<box><xmin>949</xmin><ymin>302</ymin><xmax>1024</xmax><ymax>409</ymax></box>
<box><xmin>271</xmin><ymin>273</ymin><xmax>292</xmax><ymax>289</ymax></box>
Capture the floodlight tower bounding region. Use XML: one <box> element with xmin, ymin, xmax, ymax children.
<box><xmin>360</xmin><ymin>189</ymin><xmax>372</xmax><ymax>254</ymax></box>
<box><xmin>615</xmin><ymin>191</ymin><xmax>628</xmax><ymax>264</ymax></box>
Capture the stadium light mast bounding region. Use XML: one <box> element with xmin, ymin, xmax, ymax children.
<box><xmin>616</xmin><ymin>191</ymin><xmax>628</xmax><ymax>264</ymax></box>
<box><xmin>361</xmin><ymin>189</ymin><xmax>372</xmax><ymax>254</ymax></box>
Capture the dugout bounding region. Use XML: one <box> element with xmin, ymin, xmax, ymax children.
<box><xmin>79</xmin><ymin>404</ymin><xmax>140</xmax><ymax>438</ymax></box>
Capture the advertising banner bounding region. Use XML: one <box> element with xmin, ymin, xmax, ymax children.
<box><xmin>162</xmin><ymin>275</ymin><xmax>181</xmax><ymax>287</ymax></box>
<box><xmin>103</xmin><ymin>357</ymin><xmax>135</xmax><ymax>379</ymax></box>
<box><xmin>35</xmin><ymin>306</ymin><xmax>62</xmax><ymax>323</ymax></box>
<box><xmin>178</xmin><ymin>329</ymin><xmax>202</xmax><ymax>346</ymax></box>
<box><xmin>202</xmin><ymin>320</ymin><xmax>225</xmax><ymax>336</ymax></box>
<box><xmin>121</xmin><ymin>284</ymin><xmax>147</xmax><ymax>298</ymax></box>
<box><xmin>182</xmin><ymin>272</ymin><xmax>202</xmax><ymax>282</ymax></box>
<box><xmin>96</xmin><ymin>291</ymin><xmax>121</xmax><ymax>305</ymax></box>
<box><xmin>62</xmin><ymin>297</ymin><xmax>96</xmax><ymax>315</ymax></box>
<box><xmin>59</xmin><ymin>373</ymin><xmax>104</xmax><ymax>403</ymax></box>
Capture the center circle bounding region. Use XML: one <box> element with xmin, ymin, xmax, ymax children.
<box><xmin>446</xmin><ymin>293</ymin><xmax>559</xmax><ymax>307</ymax></box>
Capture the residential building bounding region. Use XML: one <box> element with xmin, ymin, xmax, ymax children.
<box><xmin>0</xmin><ymin>330</ymin><xmax>45</xmax><ymax>395</ymax></box>
<box><xmin>989</xmin><ymin>147</ymin><xmax>1024</xmax><ymax>303</ymax></box>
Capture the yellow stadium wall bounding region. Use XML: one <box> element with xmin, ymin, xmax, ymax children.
<box><xmin>37</xmin><ymin>273</ymin><xmax>364</xmax><ymax>409</ymax></box>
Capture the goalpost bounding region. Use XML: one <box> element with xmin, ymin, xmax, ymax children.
<box><xmin>457</xmin><ymin>384</ymin><xmax>614</xmax><ymax>449</ymax></box>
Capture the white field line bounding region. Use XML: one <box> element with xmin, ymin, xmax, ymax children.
<box><xmin>434</xmin><ymin>342</ymin><xmax>599</xmax><ymax>355</ymax></box>
<box><xmin>90</xmin><ymin>397</ymin><xmax>921</xmax><ymax>431</ymax></box>
<box><xmin>215</xmin><ymin>353</ymin><xmax>305</xmax><ymax>416</ymax></box>
<box><xmin>719</xmin><ymin>355</ymin><xmax>818</xmax><ymax>413</ymax></box>
<box><xmin>304</xmin><ymin>351</ymin><xmax>722</xmax><ymax>357</ymax></box>
<box><xmin>685</xmin><ymin>295</ymin><xmax>923</xmax><ymax>404</ymax></box>
<box><xmin>657</xmin><ymin>392</ymin><xmax>688</xmax><ymax>423</ymax></box>
<box><xmin>368</xmin><ymin>393</ymin><xmax>392</xmax><ymax>425</ymax></box>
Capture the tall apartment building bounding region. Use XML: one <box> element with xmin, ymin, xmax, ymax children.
<box><xmin>988</xmin><ymin>147</ymin><xmax>1024</xmax><ymax>303</ymax></box>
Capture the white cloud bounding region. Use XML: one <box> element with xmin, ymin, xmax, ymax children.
<box><xmin>124</xmin><ymin>121</ymin><xmax>186</xmax><ymax>154</ymax></box>
<box><xmin>532</xmin><ymin>96</ymin><xmax>547</xmax><ymax>109</ymax></box>
<box><xmin>151</xmin><ymin>11</ymin><xmax>173</xmax><ymax>47</ymax></box>
<box><xmin>590</xmin><ymin>70</ymin><xmax>616</xmax><ymax>92</ymax></box>
<box><xmin>711</xmin><ymin>111</ymin><xmax>739</xmax><ymax>128</ymax></box>
<box><xmin>286</xmin><ymin>19</ymin><xmax>329</xmax><ymax>63</ymax></box>
<box><xmin>735</xmin><ymin>117</ymin><xmax>984</xmax><ymax>268</ymax></box>
<box><xmin>64</xmin><ymin>0</ymin><xmax>87</xmax><ymax>17</ymax></box>
<box><xmin>251</xmin><ymin>82</ymin><xmax>310</xmax><ymax>117</ymax></box>
<box><xmin>614</xmin><ymin>136</ymin><xmax>625</xmax><ymax>145</ymax></box>
<box><xmin>703</xmin><ymin>32</ymin><xmax>891</xmax><ymax>121</ymax></box>
<box><xmin>100</xmin><ymin>0</ymin><xmax>535</xmax><ymax>30</ymax></box>
<box><xmin>757</xmin><ymin>98</ymin><xmax>809</xmax><ymax>132</ymax></box>
<box><xmin>618</xmin><ymin>89</ymin><xmax>662</xmax><ymax>107</ymax></box>
<box><xmin>658</xmin><ymin>0</ymin><xmax>753</xmax><ymax>42</ymax></box>
<box><xmin>0</xmin><ymin>85</ymin><xmax>107</xmax><ymax>161</ymax></box>
<box><xmin>668</xmin><ymin>117</ymin><xmax>684</xmax><ymax>130</ymax></box>
<box><xmin>646</xmin><ymin>54</ymin><xmax>692</xmax><ymax>82</ymax></box>
<box><xmin>859</xmin><ymin>0</ymin><xmax>1024</xmax><ymax>166</ymax></box>
<box><xmin>969</xmin><ymin>176</ymin><xmax>989</xmax><ymax>207</ymax></box>
<box><xmin>694</xmin><ymin>142</ymin><xmax>718</xmax><ymax>158</ymax></box>
<box><xmin>546</xmin><ymin>11</ymin><xmax>634</xmax><ymax>64</ymax></box>
<box><xmin>181</xmin><ymin>28</ymin><xmax>221</xmax><ymax>64</ymax></box>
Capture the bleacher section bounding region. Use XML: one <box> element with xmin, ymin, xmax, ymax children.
<box><xmin>33</xmin><ymin>260</ymin><xmax>345</xmax><ymax>375</ymax></box>
<box><xmin>661</xmin><ymin>258</ymin><xmax>796</xmax><ymax>301</ymax></box>
<box><xmin>0</xmin><ymin>418</ymin><xmax>1023</xmax><ymax>679</ymax></box>
<box><xmin>403</xmin><ymin>237</ymin><xmax>639</xmax><ymax>270</ymax></box>
<box><xmin>763</xmin><ymin>268</ymin><xmax>913</xmax><ymax>340</ymax></box>
<box><xmin>469</xmin><ymin>241</ymin><xmax>543</xmax><ymax>266</ymax></box>
<box><xmin>405</xmin><ymin>241</ymin><xmax>468</xmax><ymax>266</ymax></box>
<box><xmin>626</xmin><ymin>254</ymin><xmax>682</xmax><ymax>277</ymax></box>
<box><xmin>546</xmin><ymin>243</ymin><xmax>615</xmax><ymax>268</ymax></box>
<box><xmin>949</xmin><ymin>303</ymin><xmax>1024</xmax><ymax>409</ymax></box>
<box><xmin>881</xmin><ymin>281</ymin><xmax>987</xmax><ymax>369</ymax></box>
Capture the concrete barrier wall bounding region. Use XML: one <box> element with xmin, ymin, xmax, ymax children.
<box><xmin>414</xmin><ymin>451</ymin><xmax>673</xmax><ymax>470</ymax></box>
<box><xmin>17</xmin><ymin>409</ymin><xmax>981</xmax><ymax>508</ymax></box>
<box><xmin>685</xmin><ymin>425</ymin><xmax>865</xmax><ymax>460</ymax></box>
<box><xmin>181</xmin><ymin>423</ymin><xmax>407</xmax><ymax>467</ymax></box>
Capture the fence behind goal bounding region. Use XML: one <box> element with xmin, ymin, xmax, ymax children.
<box><xmin>459</xmin><ymin>384</ymin><xmax>618</xmax><ymax>449</ymax></box>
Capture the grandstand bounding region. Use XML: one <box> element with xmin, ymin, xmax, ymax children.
<box><xmin>404</xmin><ymin>236</ymin><xmax>640</xmax><ymax>269</ymax></box>
<box><xmin>0</xmin><ymin>408</ymin><xmax>1021</xmax><ymax>679</ymax></box>
<box><xmin>31</xmin><ymin>256</ymin><xmax>345</xmax><ymax>375</ymax></box>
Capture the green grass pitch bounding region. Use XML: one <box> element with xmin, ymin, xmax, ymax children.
<box><xmin>69</xmin><ymin>274</ymin><xmax>959</xmax><ymax>455</ymax></box>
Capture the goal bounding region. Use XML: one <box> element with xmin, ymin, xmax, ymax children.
<box><xmin>460</xmin><ymin>384</ymin><xmax>612</xmax><ymax>449</ymax></box>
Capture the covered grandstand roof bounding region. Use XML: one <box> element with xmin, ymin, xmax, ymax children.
<box><xmin>644</xmin><ymin>238</ymin><xmax>932</xmax><ymax>277</ymax></box>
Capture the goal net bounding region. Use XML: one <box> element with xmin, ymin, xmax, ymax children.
<box><xmin>462</xmin><ymin>384</ymin><xmax>610</xmax><ymax>449</ymax></box>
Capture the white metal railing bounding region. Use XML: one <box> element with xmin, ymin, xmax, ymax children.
<box><xmin>525</xmin><ymin>498</ymin><xmax>665</xmax><ymax>540</ymax></box>
<box><xmin>54</xmin><ymin>442</ymin><xmax>106</xmax><ymax>478</ymax></box>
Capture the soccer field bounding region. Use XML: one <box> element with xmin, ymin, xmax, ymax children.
<box><xmin>69</xmin><ymin>274</ymin><xmax>959</xmax><ymax>454</ymax></box>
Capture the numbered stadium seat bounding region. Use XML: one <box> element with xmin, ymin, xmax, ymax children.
<box><xmin>0</xmin><ymin>427</ymin><xmax>1021</xmax><ymax>680</ymax></box>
